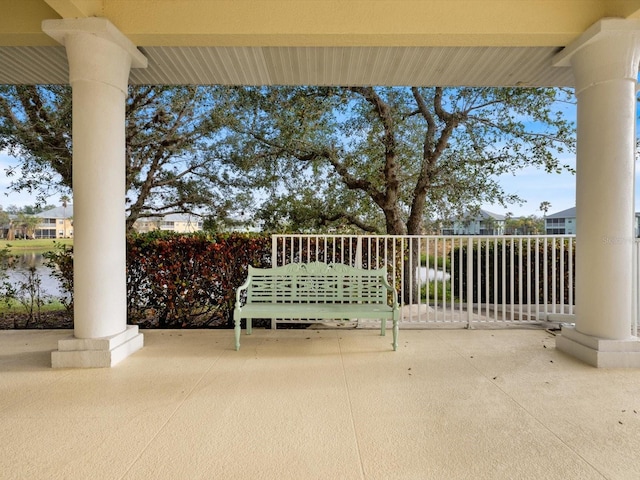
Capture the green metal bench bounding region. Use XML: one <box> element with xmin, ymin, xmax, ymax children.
<box><xmin>233</xmin><ymin>262</ymin><xmax>399</xmax><ymax>351</ymax></box>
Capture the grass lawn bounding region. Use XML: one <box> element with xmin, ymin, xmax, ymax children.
<box><xmin>2</xmin><ymin>238</ymin><xmax>73</xmax><ymax>253</ymax></box>
<box><xmin>0</xmin><ymin>298</ymin><xmax>67</xmax><ymax>314</ymax></box>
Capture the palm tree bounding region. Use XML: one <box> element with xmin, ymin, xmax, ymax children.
<box><xmin>539</xmin><ymin>202</ymin><xmax>552</xmax><ymax>235</ymax></box>
<box><xmin>60</xmin><ymin>195</ymin><xmax>71</xmax><ymax>238</ymax></box>
<box><xmin>539</xmin><ymin>201</ymin><xmax>552</xmax><ymax>218</ymax></box>
<box><xmin>16</xmin><ymin>213</ymin><xmax>40</xmax><ymax>239</ymax></box>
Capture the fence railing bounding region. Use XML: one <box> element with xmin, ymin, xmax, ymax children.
<box><xmin>272</xmin><ymin>234</ymin><xmax>577</xmax><ymax>328</ymax></box>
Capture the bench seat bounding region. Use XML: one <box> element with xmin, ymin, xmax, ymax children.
<box><xmin>238</xmin><ymin>303</ymin><xmax>396</xmax><ymax>320</ymax></box>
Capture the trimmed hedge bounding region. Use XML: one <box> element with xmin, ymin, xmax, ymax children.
<box><xmin>48</xmin><ymin>232</ymin><xmax>272</xmax><ymax>328</ymax></box>
<box><xmin>126</xmin><ymin>231</ymin><xmax>272</xmax><ymax>327</ymax></box>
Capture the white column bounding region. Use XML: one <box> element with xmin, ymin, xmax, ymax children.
<box><xmin>43</xmin><ymin>18</ymin><xmax>147</xmax><ymax>368</ymax></box>
<box><xmin>553</xmin><ymin>19</ymin><xmax>640</xmax><ymax>367</ymax></box>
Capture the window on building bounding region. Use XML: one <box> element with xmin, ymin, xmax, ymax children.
<box><xmin>546</xmin><ymin>218</ymin><xmax>566</xmax><ymax>226</ymax></box>
<box><xmin>35</xmin><ymin>228</ymin><xmax>56</xmax><ymax>239</ymax></box>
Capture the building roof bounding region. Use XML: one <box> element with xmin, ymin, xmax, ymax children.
<box><xmin>546</xmin><ymin>207</ymin><xmax>576</xmax><ymax>219</ymax></box>
<box><xmin>444</xmin><ymin>209</ymin><xmax>506</xmax><ymax>224</ymax></box>
<box><xmin>35</xmin><ymin>205</ymin><xmax>73</xmax><ymax>218</ymax></box>
<box><xmin>452</xmin><ymin>209</ymin><xmax>505</xmax><ymax>222</ymax></box>
<box><xmin>478</xmin><ymin>209</ymin><xmax>506</xmax><ymax>221</ymax></box>
<box><xmin>137</xmin><ymin>213</ymin><xmax>201</xmax><ymax>223</ymax></box>
<box><xmin>162</xmin><ymin>213</ymin><xmax>201</xmax><ymax>223</ymax></box>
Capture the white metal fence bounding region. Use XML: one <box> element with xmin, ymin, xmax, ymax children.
<box><xmin>272</xmin><ymin>234</ymin><xmax>577</xmax><ymax>328</ymax></box>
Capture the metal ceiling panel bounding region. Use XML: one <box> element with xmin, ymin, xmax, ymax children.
<box><xmin>0</xmin><ymin>46</ymin><xmax>68</xmax><ymax>84</ymax></box>
<box><xmin>0</xmin><ymin>45</ymin><xmax>575</xmax><ymax>87</ymax></box>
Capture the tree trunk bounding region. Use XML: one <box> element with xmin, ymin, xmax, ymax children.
<box><xmin>401</xmin><ymin>236</ymin><xmax>421</xmax><ymax>304</ymax></box>
<box><xmin>383</xmin><ymin>211</ymin><xmax>421</xmax><ymax>305</ymax></box>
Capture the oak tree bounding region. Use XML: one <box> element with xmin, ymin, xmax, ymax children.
<box><xmin>0</xmin><ymin>85</ymin><xmax>240</xmax><ymax>231</ymax></box>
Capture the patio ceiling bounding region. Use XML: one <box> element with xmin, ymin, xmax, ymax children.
<box><xmin>1</xmin><ymin>0</ymin><xmax>640</xmax><ymax>87</ymax></box>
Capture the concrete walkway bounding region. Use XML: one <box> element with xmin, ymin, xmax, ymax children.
<box><xmin>1</xmin><ymin>328</ymin><xmax>640</xmax><ymax>479</ymax></box>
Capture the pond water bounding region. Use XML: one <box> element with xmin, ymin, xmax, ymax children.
<box><xmin>2</xmin><ymin>253</ymin><xmax>63</xmax><ymax>298</ymax></box>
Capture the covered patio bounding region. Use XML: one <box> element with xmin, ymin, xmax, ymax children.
<box><xmin>1</xmin><ymin>0</ymin><xmax>639</xmax><ymax>368</ymax></box>
<box><xmin>2</xmin><ymin>327</ymin><xmax>640</xmax><ymax>479</ymax></box>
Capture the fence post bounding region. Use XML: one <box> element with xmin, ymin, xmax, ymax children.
<box><xmin>271</xmin><ymin>234</ymin><xmax>278</xmax><ymax>267</ymax></box>
<box><xmin>466</xmin><ymin>237</ymin><xmax>474</xmax><ymax>329</ymax></box>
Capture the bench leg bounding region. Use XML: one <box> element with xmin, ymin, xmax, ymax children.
<box><xmin>233</xmin><ymin>310</ymin><xmax>241</xmax><ymax>351</ymax></box>
<box><xmin>380</xmin><ymin>318</ymin><xmax>386</xmax><ymax>336</ymax></box>
<box><xmin>247</xmin><ymin>318</ymin><xmax>252</xmax><ymax>335</ymax></box>
<box><xmin>392</xmin><ymin>313</ymin><xmax>399</xmax><ymax>351</ymax></box>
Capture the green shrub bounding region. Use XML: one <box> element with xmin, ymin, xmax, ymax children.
<box><xmin>421</xmin><ymin>281</ymin><xmax>455</xmax><ymax>303</ymax></box>
<box><xmin>46</xmin><ymin>232</ymin><xmax>272</xmax><ymax>328</ymax></box>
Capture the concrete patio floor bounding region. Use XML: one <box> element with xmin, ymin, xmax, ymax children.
<box><xmin>2</xmin><ymin>327</ymin><xmax>640</xmax><ymax>480</ymax></box>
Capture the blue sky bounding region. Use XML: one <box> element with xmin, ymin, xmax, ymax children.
<box><xmin>480</xmin><ymin>158</ymin><xmax>578</xmax><ymax>217</ymax></box>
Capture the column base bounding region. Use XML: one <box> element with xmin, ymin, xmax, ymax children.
<box><xmin>51</xmin><ymin>325</ymin><xmax>144</xmax><ymax>368</ymax></box>
<box><xmin>556</xmin><ymin>325</ymin><xmax>640</xmax><ymax>368</ymax></box>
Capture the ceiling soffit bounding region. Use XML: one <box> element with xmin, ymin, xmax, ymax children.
<box><xmin>3</xmin><ymin>0</ymin><xmax>639</xmax><ymax>86</ymax></box>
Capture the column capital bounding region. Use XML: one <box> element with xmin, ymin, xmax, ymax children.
<box><xmin>42</xmin><ymin>17</ymin><xmax>147</xmax><ymax>68</ymax></box>
<box><xmin>553</xmin><ymin>18</ymin><xmax>640</xmax><ymax>94</ymax></box>
<box><xmin>42</xmin><ymin>18</ymin><xmax>147</xmax><ymax>93</ymax></box>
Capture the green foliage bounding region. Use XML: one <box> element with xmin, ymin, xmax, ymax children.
<box><xmin>0</xmin><ymin>247</ymin><xmax>56</xmax><ymax>328</ymax></box>
<box><xmin>43</xmin><ymin>242</ymin><xmax>74</xmax><ymax>312</ymax></box>
<box><xmin>126</xmin><ymin>231</ymin><xmax>271</xmax><ymax>327</ymax></box>
<box><xmin>46</xmin><ymin>232</ymin><xmax>273</xmax><ymax>328</ymax></box>
<box><xmin>421</xmin><ymin>281</ymin><xmax>455</xmax><ymax>303</ymax></box>
<box><xmin>0</xmin><ymin>85</ymin><xmax>575</xmax><ymax>236</ymax></box>
<box><xmin>0</xmin><ymin>85</ymin><xmax>246</xmax><ymax>231</ymax></box>
<box><xmin>505</xmin><ymin>215</ymin><xmax>544</xmax><ymax>235</ymax></box>
<box><xmin>421</xmin><ymin>253</ymin><xmax>450</xmax><ymax>272</ymax></box>
<box><xmin>220</xmin><ymin>86</ymin><xmax>575</xmax><ymax>235</ymax></box>
<box><xmin>2</xmin><ymin>267</ymin><xmax>50</xmax><ymax>327</ymax></box>
<box><xmin>0</xmin><ymin>85</ymin><xmax>73</xmax><ymax>200</ymax></box>
<box><xmin>0</xmin><ymin>247</ymin><xmax>13</xmax><ymax>312</ymax></box>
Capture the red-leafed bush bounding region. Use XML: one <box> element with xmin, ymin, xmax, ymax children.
<box><xmin>47</xmin><ymin>232</ymin><xmax>272</xmax><ymax>328</ymax></box>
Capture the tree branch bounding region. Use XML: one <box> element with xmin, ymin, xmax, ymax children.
<box><xmin>319</xmin><ymin>212</ymin><xmax>381</xmax><ymax>233</ymax></box>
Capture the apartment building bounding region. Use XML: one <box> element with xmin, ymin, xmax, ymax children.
<box><xmin>34</xmin><ymin>205</ymin><xmax>74</xmax><ymax>239</ymax></box>
<box><xmin>441</xmin><ymin>209</ymin><xmax>506</xmax><ymax>235</ymax></box>
<box><xmin>133</xmin><ymin>213</ymin><xmax>203</xmax><ymax>233</ymax></box>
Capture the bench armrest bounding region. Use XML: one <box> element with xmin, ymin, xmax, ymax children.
<box><xmin>381</xmin><ymin>275</ymin><xmax>400</xmax><ymax>309</ymax></box>
<box><xmin>235</xmin><ymin>275</ymin><xmax>252</xmax><ymax>308</ymax></box>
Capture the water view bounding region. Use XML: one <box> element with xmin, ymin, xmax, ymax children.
<box><xmin>3</xmin><ymin>252</ymin><xmax>63</xmax><ymax>298</ymax></box>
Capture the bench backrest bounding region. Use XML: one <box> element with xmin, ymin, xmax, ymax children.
<box><xmin>246</xmin><ymin>262</ymin><xmax>392</xmax><ymax>305</ymax></box>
